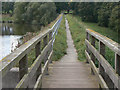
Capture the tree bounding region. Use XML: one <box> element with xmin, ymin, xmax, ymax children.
<box><xmin>98</xmin><ymin>2</ymin><xmax>116</xmax><ymax>27</ymax></box>
<box><xmin>55</xmin><ymin>2</ymin><xmax>69</xmax><ymax>13</ymax></box>
<box><xmin>73</xmin><ymin>2</ymin><xmax>96</xmax><ymax>22</ymax></box>
<box><xmin>13</xmin><ymin>2</ymin><xmax>57</xmax><ymax>25</ymax></box>
<box><xmin>2</xmin><ymin>2</ymin><xmax>14</xmax><ymax>14</ymax></box>
<box><xmin>109</xmin><ymin>4</ymin><xmax>120</xmax><ymax>32</ymax></box>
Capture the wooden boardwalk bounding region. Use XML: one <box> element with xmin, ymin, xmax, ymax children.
<box><xmin>1</xmin><ymin>15</ymin><xmax>119</xmax><ymax>89</ymax></box>
<box><xmin>42</xmin><ymin>18</ymin><xmax>98</xmax><ymax>88</ymax></box>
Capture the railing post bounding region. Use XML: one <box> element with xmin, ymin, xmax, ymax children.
<box><xmin>99</xmin><ymin>41</ymin><xmax>105</xmax><ymax>88</ymax></box>
<box><xmin>91</xmin><ymin>36</ymin><xmax>96</xmax><ymax>75</ymax></box>
<box><xmin>49</xmin><ymin>31</ymin><xmax>52</xmax><ymax>41</ymax></box>
<box><xmin>43</xmin><ymin>35</ymin><xmax>48</xmax><ymax>48</ymax></box>
<box><xmin>99</xmin><ymin>41</ymin><xmax>114</xmax><ymax>89</ymax></box>
<box><xmin>115</xmin><ymin>54</ymin><xmax>120</xmax><ymax>75</ymax></box>
<box><xmin>115</xmin><ymin>53</ymin><xmax>120</xmax><ymax>90</ymax></box>
<box><xmin>19</xmin><ymin>55</ymin><xmax>28</xmax><ymax>80</ymax></box>
<box><xmin>86</xmin><ymin>31</ymin><xmax>90</xmax><ymax>63</ymax></box>
<box><xmin>43</xmin><ymin>35</ymin><xmax>49</xmax><ymax>75</ymax></box>
<box><xmin>99</xmin><ymin>41</ymin><xmax>105</xmax><ymax>76</ymax></box>
<box><xmin>35</xmin><ymin>41</ymin><xmax>42</xmax><ymax>81</ymax></box>
<box><xmin>91</xmin><ymin>36</ymin><xmax>96</xmax><ymax>63</ymax></box>
<box><xmin>49</xmin><ymin>31</ymin><xmax>53</xmax><ymax>63</ymax></box>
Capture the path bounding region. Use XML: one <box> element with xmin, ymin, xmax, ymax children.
<box><xmin>42</xmin><ymin>18</ymin><xmax>98</xmax><ymax>88</ymax></box>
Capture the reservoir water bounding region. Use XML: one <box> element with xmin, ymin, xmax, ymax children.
<box><xmin>0</xmin><ymin>23</ymin><xmax>41</xmax><ymax>60</ymax></box>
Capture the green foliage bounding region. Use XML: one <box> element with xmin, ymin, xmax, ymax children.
<box><xmin>73</xmin><ymin>2</ymin><xmax>99</xmax><ymax>22</ymax></box>
<box><xmin>98</xmin><ymin>3</ymin><xmax>116</xmax><ymax>27</ymax></box>
<box><xmin>52</xmin><ymin>16</ymin><xmax>67</xmax><ymax>61</ymax></box>
<box><xmin>2</xmin><ymin>2</ymin><xmax>14</xmax><ymax>14</ymax></box>
<box><xmin>13</xmin><ymin>2</ymin><xmax>57</xmax><ymax>25</ymax></box>
<box><xmin>55</xmin><ymin>2</ymin><xmax>69</xmax><ymax>13</ymax></box>
<box><xmin>72</xmin><ymin>2</ymin><xmax>119</xmax><ymax>35</ymax></box>
<box><xmin>109</xmin><ymin>4</ymin><xmax>120</xmax><ymax>32</ymax></box>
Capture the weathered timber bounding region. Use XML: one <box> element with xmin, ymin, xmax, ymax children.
<box><xmin>86</xmin><ymin>29</ymin><xmax>120</xmax><ymax>56</ymax></box>
<box><xmin>85</xmin><ymin>50</ymin><xmax>108</xmax><ymax>89</ymax></box>
<box><xmin>34</xmin><ymin>50</ymin><xmax>53</xmax><ymax>89</ymax></box>
<box><xmin>86</xmin><ymin>32</ymin><xmax>90</xmax><ymax>63</ymax></box>
<box><xmin>85</xmin><ymin>39</ymin><xmax>119</xmax><ymax>88</ymax></box>
<box><xmin>16</xmin><ymin>40</ymin><xmax>53</xmax><ymax>88</ymax></box>
<box><xmin>85</xmin><ymin>29</ymin><xmax>120</xmax><ymax>90</ymax></box>
<box><xmin>35</xmin><ymin>41</ymin><xmax>41</xmax><ymax>80</ymax></box>
<box><xmin>1</xmin><ymin>14</ymin><xmax>63</xmax><ymax>89</ymax></box>
<box><xmin>19</xmin><ymin>55</ymin><xmax>28</xmax><ymax>80</ymax></box>
<box><xmin>115</xmin><ymin>54</ymin><xmax>120</xmax><ymax>75</ymax></box>
<box><xmin>0</xmin><ymin>29</ymin><xmax>52</xmax><ymax>77</ymax></box>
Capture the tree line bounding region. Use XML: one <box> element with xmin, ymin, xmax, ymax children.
<box><xmin>72</xmin><ymin>2</ymin><xmax>120</xmax><ymax>32</ymax></box>
<box><xmin>13</xmin><ymin>2</ymin><xmax>57</xmax><ymax>25</ymax></box>
<box><xmin>2</xmin><ymin>2</ymin><xmax>119</xmax><ymax>32</ymax></box>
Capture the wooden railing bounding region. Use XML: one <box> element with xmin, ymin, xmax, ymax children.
<box><xmin>0</xmin><ymin>15</ymin><xmax>63</xmax><ymax>89</ymax></box>
<box><xmin>85</xmin><ymin>29</ymin><xmax>120</xmax><ymax>89</ymax></box>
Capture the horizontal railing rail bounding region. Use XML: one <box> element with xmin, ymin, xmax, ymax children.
<box><xmin>85</xmin><ymin>29</ymin><xmax>120</xmax><ymax>89</ymax></box>
<box><xmin>0</xmin><ymin>14</ymin><xmax>63</xmax><ymax>89</ymax></box>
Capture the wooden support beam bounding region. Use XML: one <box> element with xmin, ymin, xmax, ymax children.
<box><xmin>19</xmin><ymin>55</ymin><xmax>28</xmax><ymax>80</ymax></box>
<box><xmin>99</xmin><ymin>41</ymin><xmax>106</xmax><ymax>88</ymax></box>
<box><xmin>49</xmin><ymin>31</ymin><xmax>52</xmax><ymax>41</ymax></box>
<box><xmin>35</xmin><ymin>41</ymin><xmax>42</xmax><ymax>81</ymax></box>
<box><xmin>91</xmin><ymin>36</ymin><xmax>96</xmax><ymax>63</ymax></box>
<box><xmin>91</xmin><ymin>36</ymin><xmax>96</xmax><ymax>75</ymax></box>
<box><xmin>43</xmin><ymin>35</ymin><xmax>48</xmax><ymax>48</ymax></box>
<box><xmin>115</xmin><ymin>54</ymin><xmax>120</xmax><ymax>76</ymax></box>
<box><xmin>86</xmin><ymin>32</ymin><xmax>90</xmax><ymax>63</ymax></box>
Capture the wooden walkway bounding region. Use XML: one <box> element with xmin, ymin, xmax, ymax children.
<box><xmin>42</xmin><ymin>18</ymin><xmax>98</xmax><ymax>88</ymax></box>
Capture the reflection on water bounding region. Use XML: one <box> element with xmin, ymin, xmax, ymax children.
<box><xmin>1</xmin><ymin>23</ymin><xmax>41</xmax><ymax>35</ymax></box>
<box><xmin>0</xmin><ymin>35</ymin><xmax>22</xmax><ymax>60</ymax></box>
<box><xmin>0</xmin><ymin>23</ymin><xmax>41</xmax><ymax>60</ymax></box>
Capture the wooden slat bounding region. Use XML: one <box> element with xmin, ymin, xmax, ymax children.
<box><xmin>0</xmin><ymin>29</ymin><xmax>52</xmax><ymax>77</ymax></box>
<box><xmin>85</xmin><ymin>39</ymin><xmax>119</xmax><ymax>88</ymax></box>
<box><xmin>115</xmin><ymin>54</ymin><xmax>120</xmax><ymax>75</ymax></box>
<box><xmin>19</xmin><ymin>54</ymin><xmax>28</xmax><ymax>80</ymax></box>
<box><xmin>0</xmin><ymin>15</ymin><xmax>63</xmax><ymax>78</ymax></box>
<box><xmin>91</xmin><ymin>36</ymin><xmax>96</xmax><ymax>63</ymax></box>
<box><xmin>16</xmin><ymin>40</ymin><xmax>53</xmax><ymax>88</ymax></box>
<box><xmin>85</xmin><ymin>50</ymin><xmax>108</xmax><ymax>89</ymax></box>
<box><xmin>33</xmin><ymin>75</ymin><xmax>42</xmax><ymax>90</ymax></box>
<box><xmin>86</xmin><ymin>29</ymin><xmax>120</xmax><ymax>56</ymax></box>
<box><xmin>34</xmin><ymin>50</ymin><xmax>53</xmax><ymax>89</ymax></box>
<box><xmin>35</xmin><ymin>41</ymin><xmax>41</xmax><ymax>80</ymax></box>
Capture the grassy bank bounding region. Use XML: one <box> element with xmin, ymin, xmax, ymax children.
<box><xmin>52</xmin><ymin>15</ymin><xmax>67</xmax><ymax>61</ymax></box>
<box><xmin>1</xmin><ymin>14</ymin><xmax>13</xmax><ymax>21</ymax></box>
<box><xmin>75</xmin><ymin>15</ymin><xmax>119</xmax><ymax>43</ymax></box>
<box><xmin>66</xmin><ymin>14</ymin><xmax>116</xmax><ymax>68</ymax></box>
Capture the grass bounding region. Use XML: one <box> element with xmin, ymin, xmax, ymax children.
<box><xmin>75</xmin><ymin>15</ymin><xmax>119</xmax><ymax>43</ymax></box>
<box><xmin>52</xmin><ymin>15</ymin><xmax>67</xmax><ymax>61</ymax></box>
<box><xmin>66</xmin><ymin>15</ymin><xmax>86</xmax><ymax>61</ymax></box>
<box><xmin>1</xmin><ymin>14</ymin><xmax>13</xmax><ymax>21</ymax></box>
<box><xmin>66</xmin><ymin>14</ymin><xmax>117</xmax><ymax>68</ymax></box>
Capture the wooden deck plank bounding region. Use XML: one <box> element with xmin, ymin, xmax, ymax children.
<box><xmin>42</xmin><ymin>18</ymin><xmax>98</xmax><ymax>88</ymax></box>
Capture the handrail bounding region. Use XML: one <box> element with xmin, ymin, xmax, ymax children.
<box><xmin>86</xmin><ymin>29</ymin><xmax>120</xmax><ymax>56</ymax></box>
<box><xmin>85</xmin><ymin>29</ymin><xmax>120</xmax><ymax>89</ymax></box>
<box><xmin>0</xmin><ymin>14</ymin><xmax>63</xmax><ymax>89</ymax></box>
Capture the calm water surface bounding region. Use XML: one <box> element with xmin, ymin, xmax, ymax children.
<box><xmin>0</xmin><ymin>23</ymin><xmax>41</xmax><ymax>60</ymax></box>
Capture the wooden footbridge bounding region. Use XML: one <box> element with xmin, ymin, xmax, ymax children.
<box><xmin>0</xmin><ymin>15</ymin><xmax>120</xmax><ymax>89</ymax></box>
